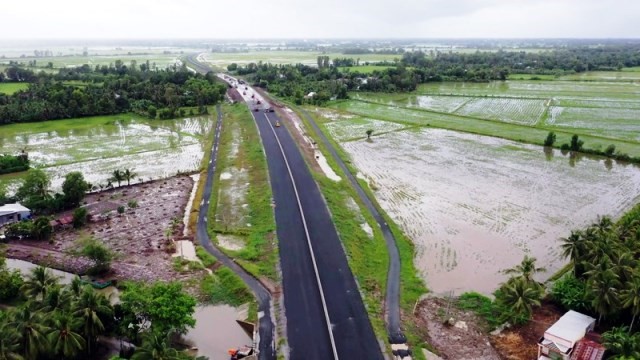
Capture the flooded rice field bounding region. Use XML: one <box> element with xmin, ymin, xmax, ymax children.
<box><xmin>0</xmin><ymin>115</ymin><xmax>213</xmax><ymax>192</ymax></box>
<box><xmin>341</xmin><ymin>128</ymin><xmax>640</xmax><ymax>295</ymax></box>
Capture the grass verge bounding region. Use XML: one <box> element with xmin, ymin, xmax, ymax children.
<box><xmin>205</xmin><ymin>103</ymin><xmax>277</xmax><ymax>280</ymax></box>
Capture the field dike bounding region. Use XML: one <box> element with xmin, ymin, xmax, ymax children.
<box><xmin>287</xmin><ymin>103</ymin><xmax>429</xmax><ymax>359</ymax></box>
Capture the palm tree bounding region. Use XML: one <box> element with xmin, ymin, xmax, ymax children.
<box><xmin>21</xmin><ymin>267</ymin><xmax>59</xmax><ymax>300</ymax></box>
<box><xmin>11</xmin><ymin>306</ymin><xmax>50</xmax><ymax>360</ymax></box>
<box><xmin>66</xmin><ymin>276</ymin><xmax>84</xmax><ymax>298</ymax></box>
<box><xmin>499</xmin><ymin>277</ymin><xmax>542</xmax><ymax>320</ymax></box>
<box><xmin>587</xmin><ymin>260</ymin><xmax>621</xmax><ymax>323</ymax></box>
<box><xmin>123</xmin><ymin>169</ymin><xmax>137</xmax><ymax>186</ymax></box>
<box><xmin>47</xmin><ymin>313</ymin><xmax>85</xmax><ymax>358</ymax></box>
<box><xmin>503</xmin><ymin>255</ymin><xmax>546</xmax><ymax>285</ymax></box>
<box><xmin>621</xmin><ymin>275</ymin><xmax>640</xmax><ymax>333</ymax></box>
<box><xmin>73</xmin><ymin>287</ymin><xmax>113</xmax><ymax>354</ymax></box>
<box><xmin>132</xmin><ymin>333</ymin><xmax>182</xmax><ymax>360</ymax></box>
<box><xmin>0</xmin><ymin>320</ymin><xmax>23</xmax><ymax>360</ymax></box>
<box><xmin>560</xmin><ymin>230</ymin><xmax>584</xmax><ymax>264</ymax></box>
<box><xmin>111</xmin><ymin>169</ymin><xmax>124</xmax><ymax>187</ymax></box>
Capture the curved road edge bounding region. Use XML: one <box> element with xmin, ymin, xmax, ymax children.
<box><xmin>196</xmin><ymin>104</ymin><xmax>276</xmax><ymax>360</ymax></box>
<box><xmin>297</xmin><ymin>108</ymin><xmax>408</xmax><ymax>345</ymax></box>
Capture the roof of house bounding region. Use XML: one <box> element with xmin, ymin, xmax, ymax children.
<box><xmin>544</xmin><ymin>310</ymin><xmax>596</xmax><ymax>348</ymax></box>
<box><xmin>0</xmin><ymin>203</ymin><xmax>30</xmax><ymax>216</ymax></box>
<box><xmin>570</xmin><ymin>338</ymin><xmax>605</xmax><ymax>360</ymax></box>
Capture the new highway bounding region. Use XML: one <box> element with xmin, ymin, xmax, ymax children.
<box><xmin>187</xmin><ymin>54</ymin><xmax>383</xmax><ymax>359</ymax></box>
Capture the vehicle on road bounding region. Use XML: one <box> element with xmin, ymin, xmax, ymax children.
<box><xmin>265</xmin><ymin>108</ymin><xmax>274</xmax><ymax>113</ymax></box>
<box><xmin>275</xmin><ymin>121</ymin><xmax>281</xmax><ymax>127</ymax></box>
<box><xmin>251</xmin><ymin>94</ymin><xmax>255</xmax><ymax>98</ymax></box>
<box><xmin>253</xmin><ymin>108</ymin><xmax>260</xmax><ymax>112</ymax></box>
<box><xmin>257</xmin><ymin>100</ymin><xmax>262</xmax><ymax>105</ymax></box>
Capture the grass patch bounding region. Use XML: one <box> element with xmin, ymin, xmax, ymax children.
<box><xmin>0</xmin><ymin>82</ymin><xmax>29</xmax><ymax>94</ymax></box>
<box><xmin>294</xmin><ymin>104</ymin><xmax>428</xmax><ymax>359</ymax></box>
<box><xmin>338</xmin><ymin>65</ymin><xmax>394</xmax><ymax>74</ymax></box>
<box><xmin>508</xmin><ymin>74</ymin><xmax>557</xmax><ymax>80</ymax></box>
<box><xmin>206</xmin><ymin>103</ymin><xmax>277</xmax><ymax>280</ymax></box>
<box><xmin>200</xmin><ymin>267</ymin><xmax>254</xmax><ymax>307</ymax></box>
<box><xmin>328</xmin><ymin>100</ymin><xmax>640</xmax><ymax>156</ymax></box>
<box><xmin>195</xmin><ymin>245</ymin><xmax>217</xmax><ymax>268</ymax></box>
<box><xmin>457</xmin><ymin>292</ymin><xmax>505</xmax><ymax>330</ymax></box>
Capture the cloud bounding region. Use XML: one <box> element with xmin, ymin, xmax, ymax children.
<box><xmin>0</xmin><ymin>0</ymin><xmax>638</xmax><ymax>39</ymax></box>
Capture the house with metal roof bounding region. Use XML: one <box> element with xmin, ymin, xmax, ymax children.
<box><xmin>0</xmin><ymin>203</ymin><xmax>31</xmax><ymax>227</ymax></box>
<box><xmin>537</xmin><ymin>310</ymin><xmax>603</xmax><ymax>360</ymax></box>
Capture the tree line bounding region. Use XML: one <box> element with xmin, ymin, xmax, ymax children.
<box><xmin>0</xmin><ymin>62</ymin><xmax>227</xmax><ymax>124</ymax></box>
<box><xmin>0</xmin><ymin>153</ymin><xmax>30</xmax><ymax>175</ymax></box>
<box><xmin>226</xmin><ymin>44</ymin><xmax>640</xmax><ymax>104</ymax></box>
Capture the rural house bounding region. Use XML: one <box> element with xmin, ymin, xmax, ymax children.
<box><xmin>0</xmin><ymin>203</ymin><xmax>31</xmax><ymax>227</ymax></box>
<box><xmin>537</xmin><ymin>310</ymin><xmax>605</xmax><ymax>360</ymax></box>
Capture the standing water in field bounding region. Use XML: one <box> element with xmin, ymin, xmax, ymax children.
<box><xmin>342</xmin><ymin>128</ymin><xmax>640</xmax><ymax>295</ymax></box>
<box><xmin>0</xmin><ymin>115</ymin><xmax>213</xmax><ymax>193</ymax></box>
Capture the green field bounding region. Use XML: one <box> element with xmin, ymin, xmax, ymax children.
<box><xmin>0</xmin><ymin>82</ymin><xmax>29</xmax><ymax>94</ymax></box>
<box><xmin>0</xmin><ymin>112</ymin><xmax>214</xmax><ymax>193</ymax></box>
<box><xmin>338</xmin><ymin>65</ymin><xmax>395</xmax><ymax>73</ymax></box>
<box><xmin>0</xmin><ymin>53</ymin><xmax>183</xmax><ymax>71</ymax></box>
<box><xmin>202</xmin><ymin>50</ymin><xmax>400</xmax><ymax>69</ymax></box>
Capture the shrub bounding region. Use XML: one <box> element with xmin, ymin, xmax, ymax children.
<box><xmin>117</xmin><ymin>205</ymin><xmax>125</xmax><ymax>214</ymax></box>
<box><xmin>72</xmin><ymin>207</ymin><xmax>88</xmax><ymax>228</ymax></box>
<box><xmin>551</xmin><ymin>274</ymin><xmax>589</xmax><ymax>312</ymax></box>
<box><xmin>127</xmin><ymin>200</ymin><xmax>138</xmax><ymax>208</ymax></box>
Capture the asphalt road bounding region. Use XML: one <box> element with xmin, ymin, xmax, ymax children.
<box><xmin>298</xmin><ymin>108</ymin><xmax>406</xmax><ymax>344</ymax></box>
<box><xmin>196</xmin><ymin>105</ymin><xmax>275</xmax><ymax>359</ymax></box>
<box><xmin>252</xmin><ymin>109</ymin><xmax>384</xmax><ymax>360</ymax></box>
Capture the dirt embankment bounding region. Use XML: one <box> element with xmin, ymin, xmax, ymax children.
<box><xmin>415</xmin><ymin>297</ymin><xmax>501</xmax><ymax>360</ymax></box>
<box><xmin>6</xmin><ymin>175</ymin><xmax>206</xmax><ymax>283</ymax></box>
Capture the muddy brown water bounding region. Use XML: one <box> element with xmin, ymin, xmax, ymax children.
<box><xmin>5</xmin><ymin>259</ymin><xmax>250</xmax><ymax>359</ymax></box>
<box><xmin>342</xmin><ymin>128</ymin><xmax>640</xmax><ymax>295</ymax></box>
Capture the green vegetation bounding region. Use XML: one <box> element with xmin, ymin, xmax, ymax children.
<box><xmin>459</xmin><ymin>256</ymin><xmax>546</xmax><ymax>328</ymax></box>
<box><xmin>200</xmin><ymin>267</ymin><xmax>253</xmax><ymax>307</ymax></box>
<box><xmin>78</xmin><ymin>235</ymin><xmax>113</xmax><ymax>274</ymax></box>
<box><xmin>0</xmin><ymin>82</ymin><xmax>29</xmax><ymax>94</ymax></box>
<box><xmin>195</xmin><ymin>246</ymin><xmax>216</xmax><ymax>268</ymax></box>
<box><xmin>557</xmin><ymin>213</ymin><xmax>640</xmax><ymax>328</ymax></box>
<box><xmin>0</xmin><ymin>63</ymin><xmax>226</xmax><ymax>124</ymax></box>
<box><xmin>295</xmin><ymin>106</ymin><xmax>428</xmax><ymax>358</ymax></box>
<box><xmin>0</xmin><ymin>153</ymin><xmax>29</xmax><ymax>175</ymax></box>
<box><xmin>206</xmin><ymin>103</ymin><xmax>276</xmax><ymax>280</ymax></box>
<box><xmin>338</xmin><ymin>65</ymin><xmax>394</xmax><ymax>73</ymax></box>
<box><xmin>120</xmin><ymin>281</ymin><xmax>196</xmax><ymax>337</ymax></box>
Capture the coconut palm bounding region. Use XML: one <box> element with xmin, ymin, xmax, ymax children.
<box><xmin>132</xmin><ymin>332</ymin><xmax>182</xmax><ymax>360</ymax></box>
<box><xmin>0</xmin><ymin>320</ymin><xmax>23</xmax><ymax>360</ymax></box>
<box><xmin>66</xmin><ymin>276</ymin><xmax>84</xmax><ymax>298</ymax></box>
<box><xmin>587</xmin><ymin>260</ymin><xmax>621</xmax><ymax>323</ymax></box>
<box><xmin>47</xmin><ymin>313</ymin><xmax>85</xmax><ymax>358</ymax></box>
<box><xmin>620</xmin><ymin>275</ymin><xmax>640</xmax><ymax>333</ymax></box>
<box><xmin>123</xmin><ymin>168</ymin><xmax>137</xmax><ymax>186</ymax></box>
<box><xmin>21</xmin><ymin>267</ymin><xmax>59</xmax><ymax>300</ymax></box>
<box><xmin>110</xmin><ymin>169</ymin><xmax>124</xmax><ymax>187</ymax></box>
<box><xmin>11</xmin><ymin>306</ymin><xmax>50</xmax><ymax>360</ymax></box>
<box><xmin>72</xmin><ymin>287</ymin><xmax>113</xmax><ymax>354</ymax></box>
<box><xmin>503</xmin><ymin>255</ymin><xmax>546</xmax><ymax>285</ymax></box>
<box><xmin>560</xmin><ymin>230</ymin><xmax>584</xmax><ymax>262</ymax></box>
<box><xmin>499</xmin><ymin>277</ymin><xmax>542</xmax><ymax>320</ymax></box>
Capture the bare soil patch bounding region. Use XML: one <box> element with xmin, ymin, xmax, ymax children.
<box><xmin>7</xmin><ymin>175</ymin><xmax>206</xmax><ymax>283</ymax></box>
<box><xmin>415</xmin><ymin>297</ymin><xmax>501</xmax><ymax>360</ymax></box>
<box><xmin>490</xmin><ymin>301</ymin><xmax>564</xmax><ymax>360</ymax></box>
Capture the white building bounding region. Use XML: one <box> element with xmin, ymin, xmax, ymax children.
<box><xmin>537</xmin><ymin>310</ymin><xmax>597</xmax><ymax>360</ymax></box>
<box><xmin>0</xmin><ymin>203</ymin><xmax>31</xmax><ymax>226</ymax></box>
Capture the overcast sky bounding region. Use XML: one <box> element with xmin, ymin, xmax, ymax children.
<box><xmin>1</xmin><ymin>0</ymin><xmax>638</xmax><ymax>39</ymax></box>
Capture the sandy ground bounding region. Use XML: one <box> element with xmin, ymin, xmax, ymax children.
<box><xmin>6</xmin><ymin>176</ymin><xmax>206</xmax><ymax>283</ymax></box>
<box><xmin>341</xmin><ymin>128</ymin><xmax>640</xmax><ymax>295</ymax></box>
